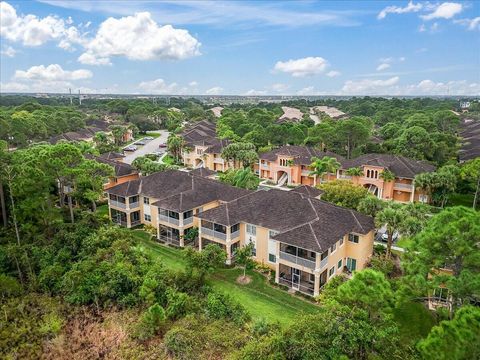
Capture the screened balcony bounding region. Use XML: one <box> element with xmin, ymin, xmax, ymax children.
<box><xmin>279</xmin><ymin>243</ymin><xmax>317</xmax><ymax>270</ymax></box>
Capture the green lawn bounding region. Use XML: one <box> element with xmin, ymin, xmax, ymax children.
<box><xmin>446</xmin><ymin>193</ymin><xmax>476</xmax><ymax>208</ymax></box>
<box><xmin>131</xmin><ymin>230</ymin><xmax>319</xmax><ymax>325</ymax></box>
<box><xmin>396</xmin><ymin>237</ymin><xmax>413</xmax><ymax>249</ymax></box>
<box><xmin>96</xmin><ymin>204</ymin><xmax>109</xmax><ymax>219</ymax></box>
<box><xmin>393</xmin><ymin>302</ymin><xmax>436</xmax><ymax>344</ymax></box>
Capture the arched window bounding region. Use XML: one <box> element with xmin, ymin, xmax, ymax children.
<box><xmin>374</xmin><ymin>170</ymin><xmax>378</xmax><ymax>179</ymax></box>
<box><xmin>367</xmin><ymin>170</ymin><xmax>371</xmax><ymax>178</ymax></box>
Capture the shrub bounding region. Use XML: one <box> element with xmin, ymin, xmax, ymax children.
<box><xmin>165</xmin><ymin>288</ymin><xmax>190</xmax><ymax>320</ymax></box>
<box><xmin>0</xmin><ymin>273</ymin><xmax>23</xmax><ymax>298</ymax></box>
<box><xmin>205</xmin><ymin>292</ymin><xmax>250</xmax><ymax>326</ymax></box>
<box><xmin>134</xmin><ymin>303</ymin><xmax>166</xmax><ymax>340</ymax></box>
<box><xmin>250</xmin><ymin>318</ymin><xmax>280</xmax><ymax>337</ymax></box>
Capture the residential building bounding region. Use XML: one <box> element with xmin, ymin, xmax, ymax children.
<box><xmin>105</xmin><ymin>169</ymin><xmax>249</xmax><ymax>244</ymax></box>
<box><xmin>197</xmin><ymin>188</ymin><xmax>375</xmax><ymax>296</ymax></box>
<box><xmin>257</xmin><ymin>145</ymin><xmax>435</xmax><ymax>203</ymax></box>
<box><xmin>180</xmin><ymin>120</ymin><xmax>237</xmax><ymax>172</ymax></box>
<box><xmin>85</xmin><ymin>152</ymin><xmax>139</xmax><ymax>190</ymax></box>
<box><xmin>255</xmin><ymin>145</ymin><xmax>344</xmax><ymax>186</ymax></box>
<box><xmin>338</xmin><ymin>154</ymin><xmax>436</xmax><ymax>203</ymax></box>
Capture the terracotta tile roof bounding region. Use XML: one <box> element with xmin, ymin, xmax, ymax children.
<box><xmin>341</xmin><ymin>154</ymin><xmax>435</xmax><ymax>178</ymax></box>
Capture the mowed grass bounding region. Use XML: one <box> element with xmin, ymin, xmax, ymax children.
<box><xmin>131</xmin><ymin>230</ymin><xmax>319</xmax><ymax>325</ymax></box>
<box><xmin>210</xmin><ymin>268</ymin><xmax>319</xmax><ymax>326</ymax></box>
<box><xmin>446</xmin><ymin>193</ymin><xmax>476</xmax><ymax>209</ymax></box>
<box><xmin>394</xmin><ymin>301</ymin><xmax>436</xmax><ymax>344</ymax></box>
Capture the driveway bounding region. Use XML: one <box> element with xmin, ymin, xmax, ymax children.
<box><xmin>123</xmin><ymin>130</ymin><xmax>170</xmax><ymax>164</ymax></box>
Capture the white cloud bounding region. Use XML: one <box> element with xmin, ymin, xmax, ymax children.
<box><xmin>416</xmin><ymin>47</ymin><xmax>428</xmax><ymax>53</ymax></box>
<box><xmin>271</xmin><ymin>83</ymin><xmax>290</xmax><ymax>92</ymax></box>
<box><xmin>454</xmin><ymin>17</ymin><xmax>480</xmax><ymax>31</ymax></box>
<box><xmin>273</xmin><ymin>56</ymin><xmax>328</xmax><ymax>77</ymax></box>
<box><xmin>244</xmin><ymin>89</ymin><xmax>267</xmax><ymax>96</ymax></box>
<box><xmin>399</xmin><ymin>57</ymin><xmax>406</xmax><ymax>62</ymax></box>
<box><xmin>404</xmin><ymin>79</ymin><xmax>480</xmax><ymax>95</ymax></box>
<box><xmin>326</xmin><ymin>70</ymin><xmax>341</xmax><ymax>77</ymax></box>
<box><xmin>421</xmin><ymin>2</ymin><xmax>463</xmax><ymax>21</ymax></box>
<box><xmin>341</xmin><ymin>76</ymin><xmax>400</xmax><ymax>95</ymax></box>
<box><xmin>297</xmin><ymin>86</ymin><xmax>315</xmax><ymax>95</ymax></box>
<box><xmin>205</xmin><ymin>86</ymin><xmax>223</xmax><ymax>95</ymax></box>
<box><xmin>0</xmin><ymin>81</ymin><xmax>29</xmax><ymax>92</ymax></box>
<box><xmin>1</xmin><ymin>45</ymin><xmax>16</xmax><ymax>57</ymax></box>
<box><xmin>189</xmin><ymin>81</ymin><xmax>198</xmax><ymax>87</ymax></box>
<box><xmin>377</xmin><ymin>1</ymin><xmax>423</xmax><ymax>20</ymax></box>
<box><xmin>376</xmin><ymin>63</ymin><xmax>391</xmax><ymax>71</ymax></box>
<box><xmin>419</xmin><ymin>23</ymin><xmax>427</xmax><ymax>32</ymax></box>
<box><xmin>14</xmin><ymin>64</ymin><xmax>92</xmax><ymax>81</ymax></box>
<box><xmin>137</xmin><ymin>78</ymin><xmax>179</xmax><ymax>94</ymax></box>
<box><xmin>79</xmin><ymin>12</ymin><xmax>201</xmax><ymax>65</ymax></box>
<box><xmin>0</xmin><ymin>1</ymin><xmax>84</xmax><ymax>48</ymax></box>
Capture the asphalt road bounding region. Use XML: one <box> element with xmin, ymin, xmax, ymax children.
<box><xmin>123</xmin><ymin>130</ymin><xmax>170</xmax><ymax>164</ymax></box>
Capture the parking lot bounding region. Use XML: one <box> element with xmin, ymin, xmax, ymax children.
<box><xmin>122</xmin><ymin>130</ymin><xmax>170</xmax><ymax>164</ymax></box>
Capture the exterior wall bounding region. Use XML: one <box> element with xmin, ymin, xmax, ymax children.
<box><xmin>344</xmin><ymin>230</ymin><xmax>375</xmax><ymax>270</ymax></box>
<box><xmin>238</xmin><ymin>224</ymin><xmax>276</xmax><ymax>269</ymax></box>
<box><xmin>183</xmin><ymin>146</ymin><xmax>240</xmax><ymax>172</ymax></box>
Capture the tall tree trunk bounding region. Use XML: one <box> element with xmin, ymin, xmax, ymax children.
<box><xmin>68</xmin><ymin>195</ymin><xmax>75</xmax><ymax>223</ymax></box>
<box><xmin>6</xmin><ymin>177</ymin><xmax>20</xmax><ymax>246</ymax></box>
<box><xmin>474</xmin><ymin>176</ymin><xmax>480</xmax><ymax>209</ymax></box>
<box><xmin>92</xmin><ymin>200</ymin><xmax>97</xmax><ymax>212</ymax></box>
<box><xmin>0</xmin><ymin>181</ymin><xmax>7</xmax><ymax>226</ymax></box>
<box><xmin>386</xmin><ymin>232</ymin><xmax>392</xmax><ymax>259</ymax></box>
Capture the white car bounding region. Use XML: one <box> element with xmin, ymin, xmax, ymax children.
<box><xmin>135</xmin><ymin>141</ymin><xmax>146</xmax><ymax>146</ymax></box>
<box><xmin>124</xmin><ymin>145</ymin><xmax>137</xmax><ymax>151</ymax></box>
<box><xmin>144</xmin><ymin>136</ymin><xmax>154</xmax><ymax>140</ymax></box>
<box><xmin>381</xmin><ymin>231</ymin><xmax>399</xmax><ymax>242</ymax></box>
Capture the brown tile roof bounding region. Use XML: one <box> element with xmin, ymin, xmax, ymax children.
<box><xmin>85</xmin><ymin>154</ymin><xmax>136</xmax><ymax>177</ymax></box>
<box><xmin>189</xmin><ymin>167</ymin><xmax>216</xmax><ymax>178</ymax></box>
<box><xmin>180</xmin><ymin>120</ymin><xmax>230</xmax><ymax>153</ymax></box>
<box><xmin>99</xmin><ymin>151</ymin><xmax>125</xmax><ymax>160</ymax></box>
<box><xmin>459</xmin><ymin>119</ymin><xmax>480</xmax><ymax>161</ymax></box>
<box><xmin>197</xmin><ymin>189</ymin><xmax>374</xmax><ymax>253</ymax></box>
<box><xmin>290</xmin><ymin>185</ymin><xmax>324</xmax><ymax>198</ymax></box>
<box><xmin>341</xmin><ymin>154</ymin><xmax>435</xmax><ymax>178</ymax></box>
<box><xmin>260</xmin><ymin>145</ymin><xmax>344</xmax><ymax>166</ymax></box>
<box><xmin>106</xmin><ymin>170</ymin><xmax>249</xmax><ymax>211</ymax></box>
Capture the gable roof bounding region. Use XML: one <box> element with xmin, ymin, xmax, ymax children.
<box><xmin>180</xmin><ymin>120</ymin><xmax>230</xmax><ymax>153</ymax></box>
<box><xmin>290</xmin><ymin>185</ymin><xmax>324</xmax><ymax>198</ymax></box>
<box><xmin>85</xmin><ymin>154</ymin><xmax>136</xmax><ymax>177</ymax></box>
<box><xmin>99</xmin><ymin>151</ymin><xmax>125</xmax><ymax>160</ymax></box>
<box><xmin>260</xmin><ymin>145</ymin><xmax>344</xmax><ymax>166</ymax></box>
<box><xmin>197</xmin><ymin>189</ymin><xmax>374</xmax><ymax>253</ymax></box>
<box><xmin>341</xmin><ymin>154</ymin><xmax>435</xmax><ymax>178</ymax></box>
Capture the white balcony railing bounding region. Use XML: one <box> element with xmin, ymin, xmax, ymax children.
<box><xmin>110</xmin><ymin>200</ymin><xmax>127</xmax><ymax>209</ymax></box>
<box><xmin>319</xmin><ymin>256</ymin><xmax>328</xmax><ymax>269</ymax></box>
<box><xmin>279</xmin><ymin>251</ymin><xmax>316</xmax><ymax>270</ymax></box>
<box><xmin>338</xmin><ymin>174</ymin><xmax>352</xmax><ymax>180</ymax></box>
<box><xmin>394</xmin><ymin>183</ymin><xmax>414</xmax><ymax>191</ymax></box>
<box><xmin>201</xmin><ymin>227</ymin><xmax>227</xmax><ymax>241</ymax></box>
<box><xmin>183</xmin><ymin>217</ymin><xmax>193</xmax><ymax>226</ymax></box>
<box><xmin>159</xmin><ymin>214</ymin><xmax>180</xmax><ymax>226</ymax></box>
<box><xmin>129</xmin><ymin>202</ymin><xmax>140</xmax><ymax>209</ymax></box>
<box><xmin>213</xmin><ymin>158</ymin><xmax>224</xmax><ymax>164</ymax></box>
<box><xmin>231</xmin><ymin>230</ymin><xmax>240</xmax><ymax>239</ymax></box>
<box><xmin>130</xmin><ymin>220</ymin><xmax>141</xmax><ymax>227</ymax></box>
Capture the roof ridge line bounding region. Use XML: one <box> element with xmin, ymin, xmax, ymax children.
<box><xmin>350</xmin><ymin>210</ymin><xmax>365</xmax><ymax>233</ymax></box>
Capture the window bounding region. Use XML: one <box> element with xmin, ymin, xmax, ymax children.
<box><xmin>337</xmin><ymin>259</ymin><xmax>342</xmax><ymax>269</ymax></box>
<box><xmin>329</xmin><ymin>267</ymin><xmax>335</xmax><ymax>278</ymax></box>
<box><xmin>129</xmin><ymin>195</ymin><xmax>139</xmax><ymax>204</ymax></box>
<box><xmin>143</xmin><ymin>197</ymin><xmax>150</xmax><ymax>204</ymax></box>
<box><xmin>144</xmin><ymin>214</ymin><xmax>151</xmax><ymax>222</ymax></box>
<box><xmin>419</xmin><ymin>194</ymin><xmax>429</xmax><ymax>203</ymax></box>
<box><xmin>268</xmin><ymin>231</ymin><xmax>278</xmax><ymax>263</ymax></box>
<box><xmin>309</xmin><ymin>273</ymin><xmax>315</xmax><ymax>283</ymax></box>
<box><xmin>246</xmin><ymin>237</ymin><xmax>256</xmax><ymax>256</ymax></box>
<box><xmin>348</xmin><ymin>233</ymin><xmax>359</xmax><ymax>244</ymax></box>
<box><xmin>346</xmin><ymin>257</ymin><xmax>357</xmax><ymax>271</ymax></box>
<box><xmin>339</xmin><ymin>238</ymin><xmax>344</xmax><ymax>246</ymax></box>
<box><xmin>196</xmin><ymin>207</ymin><xmax>204</xmax><ymax>214</ymax></box>
<box><xmin>320</xmin><ymin>251</ymin><xmax>328</xmax><ymax>261</ymax></box>
<box><xmin>231</xmin><ymin>223</ymin><xmax>240</xmax><ymax>233</ymax></box>
<box><xmin>183</xmin><ymin>210</ymin><xmax>193</xmax><ymax>219</ymax></box>
<box><xmin>268</xmin><ymin>253</ymin><xmax>276</xmax><ymax>263</ymax></box>
<box><xmin>246</xmin><ymin>224</ymin><xmax>256</xmax><ymax>236</ymax></box>
<box><xmin>331</xmin><ymin>242</ymin><xmax>337</xmax><ymax>253</ymax></box>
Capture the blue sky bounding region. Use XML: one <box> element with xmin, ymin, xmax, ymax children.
<box><xmin>1</xmin><ymin>1</ymin><xmax>479</xmax><ymax>95</ymax></box>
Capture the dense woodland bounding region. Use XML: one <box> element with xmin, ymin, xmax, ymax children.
<box><xmin>0</xmin><ymin>95</ymin><xmax>479</xmax><ymax>359</ymax></box>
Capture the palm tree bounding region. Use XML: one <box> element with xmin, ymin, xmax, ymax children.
<box><xmin>379</xmin><ymin>169</ymin><xmax>395</xmax><ymax>182</ymax></box>
<box><xmin>167</xmin><ymin>134</ymin><xmax>184</xmax><ymax>163</ymax></box>
<box><xmin>375</xmin><ymin>205</ymin><xmax>403</xmax><ymax>259</ymax></box>
<box><xmin>346</xmin><ymin>167</ymin><xmax>363</xmax><ymax>177</ymax></box>
<box><xmin>309</xmin><ymin>156</ymin><xmax>341</xmax><ymax>186</ymax></box>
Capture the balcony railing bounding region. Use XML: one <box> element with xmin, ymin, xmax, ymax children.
<box><xmin>279</xmin><ymin>251</ymin><xmax>316</xmax><ymax>270</ymax></box>
<box><xmin>110</xmin><ymin>200</ymin><xmax>127</xmax><ymax>209</ymax></box>
<box><xmin>183</xmin><ymin>217</ymin><xmax>193</xmax><ymax>226</ymax></box>
<box><xmin>158</xmin><ymin>234</ymin><xmax>181</xmax><ymax>246</ymax></box>
<box><xmin>320</xmin><ymin>256</ymin><xmax>328</xmax><ymax>269</ymax></box>
<box><xmin>394</xmin><ymin>183</ymin><xmax>413</xmax><ymax>191</ymax></box>
<box><xmin>130</xmin><ymin>220</ymin><xmax>141</xmax><ymax>227</ymax></box>
<box><xmin>231</xmin><ymin>230</ymin><xmax>240</xmax><ymax>239</ymax></box>
<box><xmin>201</xmin><ymin>227</ymin><xmax>227</xmax><ymax>241</ymax></box>
<box><xmin>129</xmin><ymin>202</ymin><xmax>140</xmax><ymax>209</ymax></box>
<box><xmin>338</xmin><ymin>174</ymin><xmax>352</xmax><ymax>180</ymax></box>
<box><xmin>113</xmin><ymin>219</ymin><xmax>128</xmax><ymax>227</ymax></box>
<box><xmin>301</xmin><ymin>170</ymin><xmax>311</xmax><ymax>176</ymax></box>
<box><xmin>213</xmin><ymin>158</ymin><xmax>224</xmax><ymax>164</ymax></box>
<box><xmin>159</xmin><ymin>214</ymin><xmax>180</xmax><ymax>226</ymax></box>
<box><xmin>278</xmin><ymin>277</ymin><xmax>314</xmax><ymax>296</ymax></box>
<box><xmin>260</xmin><ymin>163</ymin><xmax>269</xmax><ymax>170</ymax></box>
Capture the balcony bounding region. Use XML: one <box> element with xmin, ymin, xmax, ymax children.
<box><xmin>183</xmin><ymin>216</ymin><xmax>193</xmax><ymax>226</ymax></box>
<box><xmin>279</xmin><ymin>251</ymin><xmax>316</xmax><ymax>270</ymax></box>
<box><xmin>394</xmin><ymin>183</ymin><xmax>413</xmax><ymax>191</ymax></box>
<box><xmin>213</xmin><ymin>158</ymin><xmax>224</xmax><ymax>164</ymax></box>
<box><xmin>110</xmin><ymin>200</ymin><xmax>127</xmax><ymax>209</ymax></box>
<box><xmin>260</xmin><ymin>163</ymin><xmax>269</xmax><ymax>170</ymax></box>
<box><xmin>338</xmin><ymin>174</ymin><xmax>352</xmax><ymax>180</ymax></box>
<box><xmin>201</xmin><ymin>227</ymin><xmax>227</xmax><ymax>241</ymax></box>
<box><xmin>320</xmin><ymin>256</ymin><xmax>328</xmax><ymax>269</ymax></box>
<box><xmin>129</xmin><ymin>201</ymin><xmax>140</xmax><ymax>209</ymax></box>
<box><xmin>278</xmin><ymin>277</ymin><xmax>314</xmax><ymax>296</ymax></box>
<box><xmin>231</xmin><ymin>230</ymin><xmax>240</xmax><ymax>239</ymax></box>
<box><xmin>130</xmin><ymin>220</ymin><xmax>141</xmax><ymax>227</ymax></box>
<box><xmin>301</xmin><ymin>170</ymin><xmax>311</xmax><ymax>176</ymax></box>
<box><xmin>113</xmin><ymin>219</ymin><xmax>128</xmax><ymax>227</ymax></box>
<box><xmin>159</xmin><ymin>214</ymin><xmax>180</xmax><ymax>226</ymax></box>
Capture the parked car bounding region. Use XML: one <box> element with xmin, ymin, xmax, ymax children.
<box><xmin>124</xmin><ymin>145</ymin><xmax>137</xmax><ymax>152</ymax></box>
<box><xmin>159</xmin><ymin>143</ymin><xmax>167</xmax><ymax>148</ymax></box>
<box><xmin>381</xmin><ymin>231</ymin><xmax>399</xmax><ymax>242</ymax></box>
<box><xmin>153</xmin><ymin>151</ymin><xmax>164</xmax><ymax>156</ymax></box>
<box><xmin>135</xmin><ymin>141</ymin><xmax>146</xmax><ymax>146</ymax></box>
<box><xmin>144</xmin><ymin>136</ymin><xmax>154</xmax><ymax>140</ymax></box>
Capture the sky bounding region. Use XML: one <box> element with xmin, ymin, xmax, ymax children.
<box><xmin>0</xmin><ymin>0</ymin><xmax>479</xmax><ymax>96</ymax></box>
